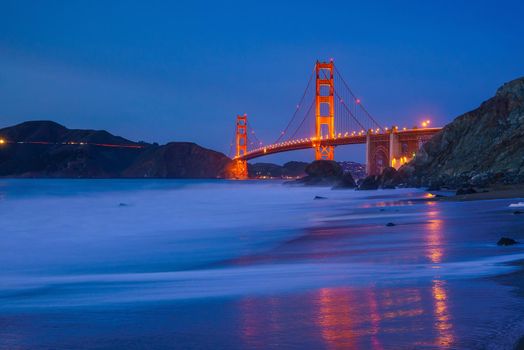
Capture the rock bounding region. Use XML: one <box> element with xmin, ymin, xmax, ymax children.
<box><xmin>306</xmin><ymin>160</ymin><xmax>342</xmax><ymax>177</ymax></box>
<box><xmin>514</xmin><ymin>210</ymin><xmax>524</xmax><ymax>215</ymax></box>
<box><xmin>314</xmin><ymin>196</ymin><xmax>327</xmax><ymax>200</ymax></box>
<box><xmin>379</xmin><ymin>167</ymin><xmax>400</xmax><ymax>189</ymax></box>
<box><xmin>357</xmin><ymin>175</ymin><xmax>380</xmax><ymax>190</ymax></box>
<box><xmin>332</xmin><ymin>172</ymin><xmax>357</xmax><ymax>189</ymax></box>
<box><xmin>386</xmin><ymin>222</ymin><xmax>396</xmax><ymax>227</ymax></box>
<box><xmin>398</xmin><ymin>77</ymin><xmax>524</xmax><ymax>187</ymax></box>
<box><xmin>287</xmin><ymin>161</ymin><xmax>357</xmax><ymax>188</ymax></box>
<box><xmin>497</xmin><ymin>237</ymin><xmax>519</xmax><ymax>246</ymax></box>
<box><xmin>357</xmin><ymin>167</ymin><xmax>401</xmax><ymax>190</ymax></box>
<box><xmin>456</xmin><ymin>187</ymin><xmax>477</xmax><ymax>195</ymax></box>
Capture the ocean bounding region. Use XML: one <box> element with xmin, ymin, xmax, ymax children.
<box><xmin>1</xmin><ymin>179</ymin><xmax>523</xmax><ymax>349</ymax></box>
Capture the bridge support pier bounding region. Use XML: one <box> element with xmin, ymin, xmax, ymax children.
<box><xmin>233</xmin><ymin>114</ymin><xmax>248</xmax><ymax>179</ymax></box>
<box><xmin>365</xmin><ymin>133</ymin><xmax>371</xmax><ymax>175</ymax></box>
<box><xmin>365</xmin><ymin>130</ymin><xmax>390</xmax><ymax>176</ymax></box>
<box><xmin>389</xmin><ymin>131</ymin><xmax>400</xmax><ymax>169</ymax></box>
<box><xmin>315</xmin><ymin>61</ymin><xmax>335</xmax><ymax>160</ymax></box>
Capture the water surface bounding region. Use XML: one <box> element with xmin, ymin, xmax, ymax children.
<box><xmin>1</xmin><ymin>179</ymin><xmax>523</xmax><ymax>349</ymax></box>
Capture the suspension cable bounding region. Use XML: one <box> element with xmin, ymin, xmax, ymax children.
<box><xmin>333</xmin><ymin>65</ymin><xmax>383</xmax><ymax>129</ymax></box>
<box><xmin>274</xmin><ymin>65</ymin><xmax>316</xmax><ymax>144</ymax></box>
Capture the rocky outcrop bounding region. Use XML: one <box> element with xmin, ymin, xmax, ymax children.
<box><xmin>497</xmin><ymin>237</ymin><xmax>519</xmax><ymax>246</ymax></box>
<box><xmin>399</xmin><ymin>77</ymin><xmax>524</xmax><ymax>188</ymax></box>
<box><xmin>0</xmin><ymin>121</ymin><xmax>233</xmax><ymax>178</ymax></box>
<box><xmin>357</xmin><ymin>175</ymin><xmax>380</xmax><ymax>190</ymax></box>
<box><xmin>357</xmin><ymin>167</ymin><xmax>401</xmax><ymax>190</ymax></box>
<box><xmin>286</xmin><ymin>160</ymin><xmax>356</xmax><ymax>188</ymax></box>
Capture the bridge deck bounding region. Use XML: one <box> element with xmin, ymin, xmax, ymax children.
<box><xmin>237</xmin><ymin>128</ymin><xmax>441</xmax><ymax>161</ymax></box>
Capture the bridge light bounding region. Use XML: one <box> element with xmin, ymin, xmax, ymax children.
<box><xmin>356</xmin><ymin>98</ymin><xmax>361</xmax><ymax>104</ymax></box>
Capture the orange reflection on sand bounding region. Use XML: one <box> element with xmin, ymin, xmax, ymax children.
<box><xmin>432</xmin><ymin>280</ymin><xmax>454</xmax><ymax>347</ymax></box>
<box><xmin>426</xmin><ymin>209</ymin><xmax>444</xmax><ymax>264</ymax></box>
<box><xmin>367</xmin><ymin>289</ymin><xmax>384</xmax><ymax>350</ymax></box>
<box><xmin>316</xmin><ymin>288</ymin><xmax>358</xmax><ymax>350</ymax></box>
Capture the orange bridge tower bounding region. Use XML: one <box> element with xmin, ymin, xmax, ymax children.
<box><xmin>314</xmin><ymin>61</ymin><xmax>335</xmax><ymax>160</ymax></box>
<box><xmin>233</xmin><ymin>114</ymin><xmax>248</xmax><ymax>179</ymax></box>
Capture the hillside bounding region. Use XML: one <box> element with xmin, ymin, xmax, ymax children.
<box><xmin>0</xmin><ymin>121</ymin><xmax>233</xmax><ymax>178</ymax></box>
<box><xmin>400</xmin><ymin>77</ymin><xmax>524</xmax><ymax>188</ymax></box>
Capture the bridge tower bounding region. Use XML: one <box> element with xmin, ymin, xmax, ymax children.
<box><xmin>233</xmin><ymin>114</ymin><xmax>248</xmax><ymax>179</ymax></box>
<box><xmin>314</xmin><ymin>61</ymin><xmax>335</xmax><ymax>160</ymax></box>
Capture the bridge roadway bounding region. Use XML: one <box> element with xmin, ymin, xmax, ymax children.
<box><xmin>236</xmin><ymin>127</ymin><xmax>442</xmax><ymax>161</ymax></box>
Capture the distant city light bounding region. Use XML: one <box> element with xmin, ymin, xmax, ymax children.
<box><xmin>0</xmin><ymin>138</ymin><xmax>5</xmax><ymax>144</ymax></box>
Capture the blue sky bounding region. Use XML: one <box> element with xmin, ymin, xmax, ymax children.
<box><xmin>1</xmin><ymin>0</ymin><xmax>523</xmax><ymax>163</ymax></box>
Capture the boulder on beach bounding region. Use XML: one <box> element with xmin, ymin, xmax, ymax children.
<box><xmin>332</xmin><ymin>172</ymin><xmax>357</xmax><ymax>189</ymax></box>
<box><xmin>357</xmin><ymin>167</ymin><xmax>401</xmax><ymax>190</ymax></box>
<box><xmin>379</xmin><ymin>167</ymin><xmax>401</xmax><ymax>189</ymax></box>
<box><xmin>456</xmin><ymin>187</ymin><xmax>477</xmax><ymax>195</ymax></box>
<box><xmin>357</xmin><ymin>175</ymin><xmax>380</xmax><ymax>190</ymax></box>
<box><xmin>497</xmin><ymin>237</ymin><xmax>519</xmax><ymax>246</ymax></box>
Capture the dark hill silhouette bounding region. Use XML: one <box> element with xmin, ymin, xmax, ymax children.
<box><xmin>0</xmin><ymin>121</ymin><xmax>233</xmax><ymax>178</ymax></box>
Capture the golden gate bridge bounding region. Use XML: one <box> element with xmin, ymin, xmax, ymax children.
<box><xmin>230</xmin><ymin>60</ymin><xmax>441</xmax><ymax>179</ymax></box>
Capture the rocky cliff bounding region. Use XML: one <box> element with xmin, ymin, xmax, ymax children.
<box><xmin>400</xmin><ymin>77</ymin><xmax>524</xmax><ymax>188</ymax></box>
<box><xmin>0</xmin><ymin>121</ymin><xmax>233</xmax><ymax>178</ymax></box>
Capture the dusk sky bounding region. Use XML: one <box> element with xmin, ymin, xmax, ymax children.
<box><xmin>1</xmin><ymin>0</ymin><xmax>523</xmax><ymax>163</ymax></box>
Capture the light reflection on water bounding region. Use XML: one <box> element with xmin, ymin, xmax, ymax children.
<box><xmin>432</xmin><ymin>280</ymin><xmax>454</xmax><ymax>348</ymax></box>
<box><xmin>236</xmin><ymin>283</ymin><xmax>456</xmax><ymax>349</ymax></box>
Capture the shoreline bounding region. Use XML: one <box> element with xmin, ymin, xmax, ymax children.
<box><xmin>400</xmin><ymin>183</ymin><xmax>524</xmax><ymax>202</ymax></box>
<box><xmin>439</xmin><ymin>184</ymin><xmax>524</xmax><ymax>202</ymax></box>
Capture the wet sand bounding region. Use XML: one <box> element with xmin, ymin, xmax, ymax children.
<box><xmin>446</xmin><ymin>184</ymin><xmax>524</xmax><ymax>350</ymax></box>
<box><xmin>492</xmin><ymin>262</ymin><xmax>524</xmax><ymax>350</ymax></box>
<box><xmin>436</xmin><ymin>184</ymin><xmax>524</xmax><ymax>202</ymax></box>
